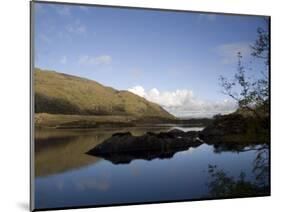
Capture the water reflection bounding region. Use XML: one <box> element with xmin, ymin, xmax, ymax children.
<box><xmin>87</xmin><ymin>145</ymin><xmax>200</xmax><ymax>165</ymax></box>
<box><xmin>86</xmin><ymin>130</ymin><xmax>203</xmax><ymax>164</ymax></box>
<box><xmin>35</xmin><ymin>129</ymin><xmax>103</xmax><ymax>177</ymax></box>
<box><xmin>35</xmin><ymin>126</ymin><xmax>188</xmax><ymax>176</ymax></box>
<box><xmin>206</xmin><ymin>145</ymin><xmax>269</xmax><ymax>198</ymax></box>
<box><xmin>35</xmin><ymin>127</ymin><xmax>269</xmax><ymax>209</ymax></box>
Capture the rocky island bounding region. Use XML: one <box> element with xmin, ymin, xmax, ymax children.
<box><xmin>86</xmin><ymin>129</ymin><xmax>202</xmax><ymax>164</ymax></box>
<box><xmin>87</xmin><ymin>112</ymin><xmax>269</xmax><ymax>164</ymax></box>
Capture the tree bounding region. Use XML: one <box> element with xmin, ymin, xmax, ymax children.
<box><xmin>219</xmin><ymin>20</ymin><xmax>269</xmax><ymax>117</ymax></box>
<box><xmin>251</xmin><ymin>21</ymin><xmax>270</xmax><ymax>66</ymax></box>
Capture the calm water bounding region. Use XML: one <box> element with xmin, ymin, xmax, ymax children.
<box><xmin>34</xmin><ymin>126</ymin><xmax>269</xmax><ymax>209</ymax></box>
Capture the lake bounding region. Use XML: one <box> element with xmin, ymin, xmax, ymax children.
<box><xmin>34</xmin><ymin>126</ymin><xmax>269</xmax><ymax>209</ymax></box>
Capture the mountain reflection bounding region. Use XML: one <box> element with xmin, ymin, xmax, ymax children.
<box><xmin>35</xmin><ymin>127</ymin><xmax>175</xmax><ymax>177</ymax></box>
<box><xmin>35</xmin><ymin>130</ymin><xmax>104</xmax><ymax>177</ymax></box>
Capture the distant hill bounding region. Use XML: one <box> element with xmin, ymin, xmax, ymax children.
<box><xmin>34</xmin><ymin>68</ymin><xmax>175</xmax><ymax>121</ymax></box>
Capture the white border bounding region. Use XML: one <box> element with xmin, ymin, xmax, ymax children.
<box><xmin>0</xmin><ymin>0</ymin><xmax>280</xmax><ymax>212</ymax></box>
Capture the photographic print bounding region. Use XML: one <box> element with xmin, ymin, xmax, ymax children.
<box><xmin>31</xmin><ymin>1</ymin><xmax>270</xmax><ymax>211</ymax></box>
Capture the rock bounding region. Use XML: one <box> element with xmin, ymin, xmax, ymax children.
<box><xmin>168</xmin><ymin>129</ymin><xmax>187</xmax><ymax>137</ymax></box>
<box><xmin>86</xmin><ymin>130</ymin><xmax>202</xmax><ymax>164</ymax></box>
<box><xmin>112</xmin><ymin>132</ymin><xmax>132</xmax><ymax>137</ymax></box>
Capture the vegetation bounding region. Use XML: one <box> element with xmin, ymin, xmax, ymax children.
<box><xmin>177</xmin><ymin>118</ymin><xmax>213</xmax><ymax>126</ymax></box>
<box><xmin>200</xmin><ymin>113</ymin><xmax>269</xmax><ymax>144</ymax></box>
<box><xmin>219</xmin><ymin>20</ymin><xmax>269</xmax><ymax>118</ymax></box>
<box><xmin>35</xmin><ymin>68</ymin><xmax>174</xmax><ymax>118</ymax></box>
<box><xmin>34</xmin><ymin>68</ymin><xmax>176</xmax><ymax>128</ymax></box>
<box><xmin>204</xmin><ymin>21</ymin><xmax>270</xmax><ymax>144</ymax></box>
<box><xmin>207</xmin><ymin>144</ymin><xmax>269</xmax><ymax>198</ymax></box>
<box><xmin>35</xmin><ymin>113</ymin><xmax>137</xmax><ymax>128</ymax></box>
<box><xmin>207</xmin><ymin>164</ymin><xmax>269</xmax><ymax>198</ymax></box>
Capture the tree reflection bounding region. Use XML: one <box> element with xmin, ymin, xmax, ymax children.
<box><xmin>253</xmin><ymin>145</ymin><xmax>269</xmax><ymax>188</ymax></box>
<box><xmin>207</xmin><ymin>145</ymin><xmax>269</xmax><ymax>198</ymax></box>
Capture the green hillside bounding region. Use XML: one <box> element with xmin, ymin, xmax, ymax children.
<box><xmin>34</xmin><ymin>68</ymin><xmax>175</xmax><ymax>122</ymax></box>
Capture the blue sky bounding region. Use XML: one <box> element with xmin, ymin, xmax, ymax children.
<box><xmin>34</xmin><ymin>2</ymin><xmax>268</xmax><ymax>118</ymax></box>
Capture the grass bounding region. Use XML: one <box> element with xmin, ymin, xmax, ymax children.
<box><xmin>35</xmin><ymin>68</ymin><xmax>175</xmax><ymax>120</ymax></box>
<box><xmin>35</xmin><ymin>113</ymin><xmax>137</xmax><ymax>128</ymax></box>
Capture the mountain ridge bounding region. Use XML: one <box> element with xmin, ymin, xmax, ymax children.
<box><xmin>34</xmin><ymin>68</ymin><xmax>175</xmax><ymax>122</ymax></box>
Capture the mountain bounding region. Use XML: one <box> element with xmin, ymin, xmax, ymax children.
<box><xmin>34</xmin><ymin>68</ymin><xmax>175</xmax><ymax>122</ymax></box>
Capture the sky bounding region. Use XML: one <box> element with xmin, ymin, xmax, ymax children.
<box><xmin>34</xmin><ymin>2</ymin><xmax>268</xmax><ymax>118</ymax></box>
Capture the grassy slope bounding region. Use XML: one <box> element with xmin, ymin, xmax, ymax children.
<box><xmin>35</xmin><ymin>68</ymin><xmax>175</xmax><ymax>127</ymax></box>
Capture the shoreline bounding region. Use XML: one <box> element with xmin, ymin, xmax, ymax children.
<box><xmin>35</xmin><ymin>113</ymin><xmax>212</xmax><ymax>130</ymax></box>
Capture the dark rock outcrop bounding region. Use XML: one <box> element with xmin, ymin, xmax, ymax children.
<box><xmin>86</xmin><ymin>129</ymin><xmax>202</xmax><ymax>164</ymax></box>
<box><xmin>86</xmin><ymin>113</ymin><xmax>269</xmax><ymax>164</ymax></box>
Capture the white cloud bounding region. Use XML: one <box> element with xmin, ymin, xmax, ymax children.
<box><xmin>60</xmin><ymin>56</ymin><xmax>67</xmax><ymax>64</ymax></box>
<box><xmin>56</xmin><ymin>20</ymin><xmax>86</xmax><ymax>42</ymax></box>
<box><xmin>217</xmin><ymin>42</ymin><xmax>251</xmax><ymax>64</ymax></box>
<box><xmin>78</xmin><ymin>55</ymin><xmax>112</xmax><ymax>66</ymax></box>
<box><xmin>66</xmin><ymin>25</ymin><xmax>86</xmax><ymax>34</ymax></box>
<box><xmin>128</xmin><ymin>86</ymin><xmax>146</xmax><ymax>98</ymax></box>
<box><xmin>128</xmin><ymin>86</ymin><xmax>237</xmax><ymax>118</ymax></box>
<box><xmin>65</xmin><ymin>20</ymin><xmax>86</xmax><ymax>34</ymax></box>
